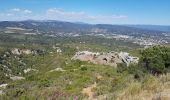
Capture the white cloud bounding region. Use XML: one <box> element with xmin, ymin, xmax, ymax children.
<box><xmin>0</xmin><ymin>8</ymin><xmax>128</xmax><ymax>24</ymax></box>
<box><xmin>23</xmin><ymin>10</ymin><xmax>32</xmax><ymax>14</ymax></box>
<box><xmin>10</xmin><ymin>8</ymin><xmax>32</xmax><ymax>14</ymax></box>
<box><xmin>45</xmin><ymin>8</ymin><xmax>128</xmax><ymax>24</ymax></box>
<box><xmin>47</xmin><ymin>8</ymin><xmax>85</xmax><ymax>16</ymax></box>
<box><xmin>6</xmin><ymin>13</ymin><xmax>13</xmax><ymax>16</ymax></box>
<box><xmin>11</xmin><ymin>8</ymin><xmax>21</xmax><ymax>12</ymax></box>
<box><xmin>46</xmin><ymin>8</ymin><xmax>86</xmax><ymax>19</ymax></box>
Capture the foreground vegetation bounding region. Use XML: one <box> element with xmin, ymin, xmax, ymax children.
<box><xmin>0</xmin><ymin>32</ymin><xmax>170</xmax><ymax>100</ymax></box>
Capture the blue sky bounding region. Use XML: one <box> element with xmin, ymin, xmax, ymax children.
<box><xmin>0</xmin><ymin>0</ymin><xmax>170</xmax><ymax>25</ymax></box>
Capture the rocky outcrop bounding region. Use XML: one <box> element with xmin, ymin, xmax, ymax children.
<box><xmin>0</xmin><ymin>84</ymin><xmax>8</xmax><ymax>95</ymax></box>
<box><xmin>23</xmin><ymin>68</ymin><xmax>38</xmax><ymax>73</ymax></box>
<box><xmin>11</xmin><ymin>48</ymin><xmax>32</xmax><ymax>55</ymax></box>
<box><xmin>50</xmin><ymin>68</ymin><xmax>65</xmax><ymax>72</ymax></box>
<box><xmin>10</xmin><ymin>48</ymin><xmax>46</xmax><ymax>56</ymax></box>
<box><xmin>10</xmin><ymin>76</ymin><xmax>25</xmax><ymax>81</ymax></box>
<box><xmin>72</xmin><ymin>51</ymin><xmax>139</xmax><ymax>67</ymax></box>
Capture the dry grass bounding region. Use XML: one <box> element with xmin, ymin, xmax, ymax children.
<box><xmin>116</xmin><ymin>74</ymin><xmax>170</xmax><ymax>100</ymax></box>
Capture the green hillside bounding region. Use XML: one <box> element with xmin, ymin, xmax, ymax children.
<box><xmin>0</xmin><ymin>32</ymin><xmax>170</xmax><ymax>100</ymax></box>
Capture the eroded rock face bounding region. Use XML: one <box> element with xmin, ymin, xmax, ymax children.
<box><xmin>21</xmin><ymin>49</ymin><xmax>32</xmax><ymax>55</ymax></box>
<box><xmin>72</xmin><ymin>51</ymin><xmax>139</xmax><ymax>67</ymax></box>
<box><xmin>11</xmin><ymin>48</ymin><xmax>21</xmax><ymax>55</ymax></box>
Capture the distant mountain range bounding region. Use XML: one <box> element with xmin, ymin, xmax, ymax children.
<box><xmin>0</xmin><ymin>20</ymin><xmax>169</xmax><ymax>37</ymax></box>
<box><xmin>126</xmin><ymin>25</ymin><xmax>170</xmax><ymax>32</ymax></box>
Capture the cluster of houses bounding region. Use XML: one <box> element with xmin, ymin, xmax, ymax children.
<box><xmin>72</xmin><ymin>51</ymin><xmax>139</xmax><ymax>67</ymax></box>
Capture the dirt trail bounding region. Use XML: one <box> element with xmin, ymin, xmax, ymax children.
<box><xmin>81</xmin><ymin>82</ymin><xmax>97</xmax><ymax>100</ymax></box>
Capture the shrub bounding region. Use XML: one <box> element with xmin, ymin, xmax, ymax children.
<box><xmin>117</xmin><ymin>63</ymin><xmax>127</xmax><ymax>73</ymax></box>
<box><xmin>140</xmin><ymin>46</ymin><xmax>170</xmax><ymax>74</ymax></box>
<box><xmin>80</xmin><ymin>66</ymin><xmax>87</xmax><ymax>71</ymax></box>
<box><xmin>38</xmin><ymin>78</ymin><xmax>50</xmax><ymax>88</ymax></box>
<box><xmin>128</xmin><ymin>64</ymin><xmax>145</xmax><ymax>80</ymax></box>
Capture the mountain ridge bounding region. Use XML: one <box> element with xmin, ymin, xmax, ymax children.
<box><xmin>0</xmin><ymin>20</ymin><xmax>166</xmax><ymax>36</ymax></box>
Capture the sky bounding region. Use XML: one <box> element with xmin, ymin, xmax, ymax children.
<box><xmin>0</xmin><ymin>0</ymin><xmax>170</xmax><ymax>25</ymax></box>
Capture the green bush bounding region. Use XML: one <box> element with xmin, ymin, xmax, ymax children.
<box><xmin>117</xmin><ymin>63</ymin><xmax>127</xmax><ymax>73</ymax></box>
<box><xmin>140</xmin><ymin>46</ymin><xmax>170</xmax><ymax>74</ymax></box>
<box><xmin>128</xmin><ymin>64</ymin><xmax>145</xmax><ymax>80</ymax></box>
<box><xmin>5</xmin><ymin>88</ymin><xmax>25</xmax><ymax>98</ymax></box>
<box><xmin>80</xmin><ymin>66</ymin><xmax>87</xmax><ymax>71</ymax></box>
<box><xmin>38</xmin><ymin>78</ymin><xmax>50</xmax><ymax>88</ymax></box>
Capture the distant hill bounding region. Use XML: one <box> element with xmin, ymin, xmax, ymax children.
<box><xmin>127</xmin><ymin>25</ymin><xmax>170</xmax><ymax>32</ymax></box>
<box><xmin>0</xmin><ymin>20</ymin><xmax>165</xmax><ymax>37</ymax></box>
